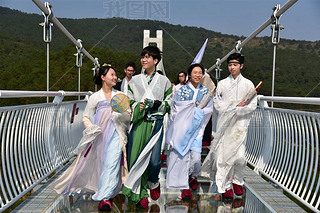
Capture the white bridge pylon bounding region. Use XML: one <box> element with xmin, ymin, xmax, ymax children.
<box><xmin>143</xmin><ymin>30</ymin><xmax>166</xmax><ymax>75</ymax></box>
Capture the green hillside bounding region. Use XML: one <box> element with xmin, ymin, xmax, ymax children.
<box><xmin>1</xmin><ymin>6</ymin><xmax>320</xmax><ymax>107</ymax></box>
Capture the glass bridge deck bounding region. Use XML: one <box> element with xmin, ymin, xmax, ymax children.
<box><xmin>53</xmin><ymin>167</ymin><xmax>276</xmax><ymax>213</ymax></box>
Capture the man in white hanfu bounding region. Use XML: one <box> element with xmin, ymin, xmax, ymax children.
<box><xmin>122</xmin><ymin>46</ymin><xmax>172</xmax><ymax>209</ymax></box>
<box><xmin>166</xmin><ymin>63</ymin><xmax>213</xmax><ymax>201</ymax></box>
<box><xmin>201</xmin><ymin>53</ymin><xmax>257</xmax><ymax>201</ymax></box>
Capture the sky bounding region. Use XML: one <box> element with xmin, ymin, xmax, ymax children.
<box><xmin>0</xmin><ymin>0</ymin><xmax>319</xmax><ymax>42</ymax></box>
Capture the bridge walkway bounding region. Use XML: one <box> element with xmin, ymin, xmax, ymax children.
<box><xmin>11</xmin><ymin>152</ymin><xmax>305</xmax><ymax>213</ymax></box>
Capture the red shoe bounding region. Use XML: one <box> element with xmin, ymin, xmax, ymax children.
<box><xmin>136</xmin><ymin>197</ymin><xmax>149</xmax><ymax>209</ymax></box>
<box><xmin>202</xmin><ymin>141</ymin><xmax>210</xmax><ymax>147</ymax></box>
<box><xmin>233</xmin><ymin>198</ymin><xmax>244</xmax><ymax>208</ymax></box>
<box><xmin>233</xmin><ymin>183</ymin><xmax>244</xmax><ymax>196</ymax></box>
<box><xmin>181</xmin><ymin>189</ymin><xmax>192</xmax><ymax>201</ymax></box>
<box><xmin>150</xmin><ymin>184</ymin><xmax>161</xmax><ymax>200</ymax></box>
<box><xmin>150</xmin><ymin>204</ymin><xmax>160</xmax><ymax>212</ymax></box>
<box><xmin>189</xmin><ymin>176</ymin><xmax>198</xmax><ymax>190</ymax></box>
<box><xmin>160</xmin><ymin>153</ymin><xmax>167</xmax><ymax>161</ymax></box>
<box><xmin>222</xmin><ymin>189</ymin><xmax>234</xmax><ymax>200</ymax></box>
<box><xmin>98</xmin><ymin>200</ymin><xmax>112</xmax><ymax>212</ymax></box>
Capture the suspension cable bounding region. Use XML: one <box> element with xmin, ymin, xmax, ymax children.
<box><xmin>207</xmin><ymin>0</ymin><xmax>298</xmax><ymax>72</ymax></box>
<box><xmin>32</xmin><ymin>0</ymin><xmax>98</xmax><ymax>66</ymax></box>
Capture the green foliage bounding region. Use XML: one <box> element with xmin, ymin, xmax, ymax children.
<box><xmin>1</xmin><ymin>6</ymin><xmax>320</xmax><ymax>107</ymax></box>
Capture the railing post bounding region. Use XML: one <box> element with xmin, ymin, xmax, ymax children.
<box><xmin>53</xmin><ymin>90</ymin><xmax>65</xmax><ymax>104</ymax></box>
<box><xmin>84</xmin><ymin>91</ymin><xmax>93</xmax><ymax>101</ymax></box>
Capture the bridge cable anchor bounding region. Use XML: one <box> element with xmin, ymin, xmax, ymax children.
<box><xmin>74</xmin><ymin>39</ymin><xmax>83</xmax><ymax>67</ymax></box>
<box><xmin>215</xmin><ymin>58</ymin><xmax>222</xmax><ymax>81</ymax></box>
<box><xmin>271</xmin><ymin>4</ymin><xmax>284</xmax><ymax>45</ymax></box>
<box><xmin>93</xmin><ymin>57</ymin><xmax>100</xmax><ymax>73</ymax></box>
<box><xmin>235</xmin><ymin>40</ymin><xmax>242</xmax><ymax>53</ymax></box>
<box><xmin>92</xmin><ymin>57</ymin><xmax>100</xmax><ymax>91</ymax></box>
<box><xmin>39</xmin><ymin>2</ymin><xmax>53</xmax><ymax>43</ymax></box>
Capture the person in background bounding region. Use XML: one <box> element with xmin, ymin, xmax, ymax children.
<box><xmin>114</xmin><ymin>62</ymin><xmax>136</xmax><ymax>94</ymax></box>
<box><xmin>172</xmin><ymin>71</ymin><xmax>187</xmax><ymax>98</ymax></box>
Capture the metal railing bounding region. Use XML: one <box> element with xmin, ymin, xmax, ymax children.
<box><xmin>0</xmin><ymin>90</ymin><xmax>90</xmax><ymax>212</ymax></box>
<box><xmin>246</xmin><ymin>95</ymin><xmax>320</xmax><ymax>212</ymax></box>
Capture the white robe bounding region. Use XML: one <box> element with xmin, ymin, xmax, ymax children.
<box><xmin>166</xmin><ymin>83</ymin><xmax>213</xmax><ymax>189</ymax></box>
<box><xmin>201</xmin><ymin>74</ymin><xmax>257</xmax><ymax>193</ymax></box>
<box><xmin>120</xmin><ymin>77</ymin><xmax>129</xmax><ymax>95</ymax></box>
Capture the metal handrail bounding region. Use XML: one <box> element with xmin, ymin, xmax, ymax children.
<box><xmin>32</xmin><ymin>0</ymin><xmax>98</xmax><ymax>65</ymax></box>
<box><xmin>246</xmin><ymin>95</ymin><xmax>320</xmax><ymax>212</ymax></box>
<box><xmin>207</xmin><ymin>0</ymin><xmax>298</xmax><ymax>72</ymax></box>
<box><xmin>258</xmin><ymin>95</ymin><xmax>320</xmax><ymax>105</ymax></box>
<box><xmin>0</xmin><ymin>90</ymin><xmax>92</xmax><ymax>98</ymax></box>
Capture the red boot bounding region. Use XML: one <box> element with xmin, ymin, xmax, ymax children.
<box><xmin>98</xmin><ymin>200</ymin><xmax>112</xmax><ymax>212</ymax></box>
<box><xmin>189</xmin><ymin>176</ymin><xmax>199</xmax><ymax>190</ymax></box>
<box><xmin>136</xmin><ymin>197</ymin><xmax>149</xmax><ymax>209</ymax></box>
<box><xmin>222</xmin><ymin>189</ymin><xmax>234</xmax><ymax>200</ymax></box>
<box><xmin>181</xmin><ymin>189</ymin><xmax>192</xmax><ymax>201</ymax></box>
<box><xmin>150</xmin><ymin>184</ymin><xmax>161</xmax><ymax>200</ymax></box>
<box><xmin>233</xmin><ymin>183</ymin><xmax>244</xmax><ymax>196</ymax></box>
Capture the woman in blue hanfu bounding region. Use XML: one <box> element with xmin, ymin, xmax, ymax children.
<box><xmin>53</xmin><ymin>64</ymin><xmax>130</xmax><ymax>212</ymax></box>
<box><xmin>165</xmin><ymin>63</ymin><xmax>213</xmax><ymax>201</ymax></box>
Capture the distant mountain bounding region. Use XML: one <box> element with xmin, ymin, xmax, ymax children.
<box><xmin>1</xmin><ymin>6</ymin><xmax>320</xmax><ymax>106</ymax></box>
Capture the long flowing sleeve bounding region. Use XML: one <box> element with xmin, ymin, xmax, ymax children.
<box><xmin>235</xmin><ymin>81</ymin><xmax>257</xmax><ymax>116</ymax></box>
<box><xmin>82</xmin><ymin>93</ymin><xmax>98</xmax><ymax>128</ymax></box>
<box><xmin>127</xmin><ymin>84</ymin><xmax>144</xmax><ymax>123</ymax></box>
<box><xmin>157</xmin><ymin>80</ymin><xmax>172</xmax><ymax>114</ymax></box>
<box><xmin>213</xmin><ymin>84</ymin><xmax>230</xmax><ymax>114</ymax></box>
<box><xmin>202</xmin><ymin>98</ymin><xmax>214</xmax><ymax>119</ymax></box>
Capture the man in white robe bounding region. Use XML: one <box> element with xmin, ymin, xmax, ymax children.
<box><xmin>201</xmin><ymin>53</ymin><xmax>257</xmax><ymax>200</ymax></box>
